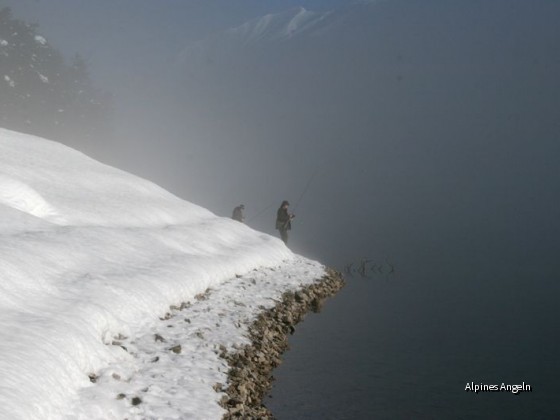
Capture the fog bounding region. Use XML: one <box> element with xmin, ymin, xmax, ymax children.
<box><xmin>3</xmin><ymin>0</ymin><xmax>559</xmax><ymax>272</ymax></box>
<box><xmin>2</xmin><ymin>2</ymin><xmax>559</xmax><ymax>417</ymax></box>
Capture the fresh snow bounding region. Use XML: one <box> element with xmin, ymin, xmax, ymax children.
<box><xmin>37</xmin><ymin>72</ymin><xmax>49</xmax><ymax>83</ymax></box>
<box><xmin>176</xmin><ymin>6</ymin><xmax>336</xmax><ymax>68</ymax></box>
<box><xmin>226</xmin><ymin>7</ymin><xmax>331</xmax><ymax>43</ymax></box>
<box><xmin>0</xmin><ymin>128</ymin><xmax>327</xmax><ymax>419</ymax></box>
<box><xmin>3</xmin><ymin>75</ymin><xmax>15</xmax><ymax>87</ymax></box>
<box><xmin>34</xmin><ymin>35</ymin><xmax>48</xmax><ymax>45</ymax></box>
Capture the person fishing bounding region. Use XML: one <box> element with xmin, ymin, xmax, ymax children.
<box><xmin>232</xmin><ymin>204</ymin><xmax>245</xmax><ymax>223</ymax></box>
<box><xmin>275</xmin><ymin>200</ymin><xmax>295</xmax><ymax>245</ymax></box>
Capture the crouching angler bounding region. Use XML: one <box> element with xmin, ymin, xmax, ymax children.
<box><xmin>232</xmin><ymin>204</ymin><xmax>245</xmax><ymax>222</ymax></box>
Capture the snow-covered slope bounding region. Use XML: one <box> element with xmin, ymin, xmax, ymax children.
<box><xmin>177</xmin><ymin>6</ymin><xmax>336</xmax><ymax>65</ymax></box>
<box><xmin>0</xmin><ymin>129</ymin><xmax>212</xmax><ymax>227</ymax></box>
<box><xmin>225</xmin><ymin>7</ymin><xmax>332</xmax><ymax>44</ymax></box>
<box><xmin>0</xmin><ymin>128</ymin><xmax>325</xmax><ymax>419</ymax></box>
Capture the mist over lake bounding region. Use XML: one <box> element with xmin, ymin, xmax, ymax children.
<box><xmin>2</xmin><ymin>0</ymin><xmax>559</xmax><ymax>418</ymax></box>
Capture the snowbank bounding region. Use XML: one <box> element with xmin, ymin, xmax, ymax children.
<box><xmin>0</xmin><ymin>128</ymin><xmax>329</xmax><ymax>419</ymax></box>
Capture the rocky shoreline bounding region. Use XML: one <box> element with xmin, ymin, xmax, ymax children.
<box><xmin>219</xmin><ymin>268</ymin><xmax>345</xmax><ymax>419</ymax></box>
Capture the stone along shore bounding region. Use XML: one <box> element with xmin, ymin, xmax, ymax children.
<box><xmin>220</xmin><ymin>268</ymin><xmax>345</xmax><ymax>419</ymax></box>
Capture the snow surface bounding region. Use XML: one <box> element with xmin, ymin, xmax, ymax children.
<box><xmin>226</xmin><ymin>7</ymin><xmax>331</xmax><ymax>43</ymax></box>
<box><xmin>0</xmin><ymin>128</ymin><xmax>326</xmax><ymax>419</ymax></box>
<box><xmin>38</xmin><ymin>72</ymin><xmax>49</xmax><ymax>83</ymax></box>
<box><xmin>34</xmin><ymin>35</ymin><xmax>48</xmax><ymax>45</ymax></box>
<box><xmin>179</xmin><ymin>6</ymin><xmax>331</xmax><ymax>63</ymax></box>
<box><xmin>3</xmin><ymin>75</ymin><xmax>15</xmax><ymax>87</ymax></box>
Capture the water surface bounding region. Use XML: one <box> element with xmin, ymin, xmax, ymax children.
<box><xmin>266</xmin><ymin>240</ymin><xmax>559</xmax><ymax>419</ymax></box>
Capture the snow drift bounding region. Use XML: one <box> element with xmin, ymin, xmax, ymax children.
<box><xmin>0</xmin><ymin>128</ymin><xmax>325</xmax><ymax>419</ymax></box>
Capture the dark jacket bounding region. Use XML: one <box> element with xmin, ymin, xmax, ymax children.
<box><xmin>232</xmin><ymin>206</ymin><xmax>244</xmax><ymax>222</ymax></box>
<box><xmin>276</xmin><ymin>207</ymin><xmax>291</xmax><ymax>230</ymax></box>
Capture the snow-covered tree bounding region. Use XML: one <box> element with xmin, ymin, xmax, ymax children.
<box><xmin>0</xmin><ymin>7</ymin><xmax>112</xmax><ymax>146</ymax></box>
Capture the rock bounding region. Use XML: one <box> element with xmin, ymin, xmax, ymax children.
<box><xmin>169</xmin><ymin>344</ymin><xmax>182</xmax><ymax>354</ymax></box>
<box><xmin>218</xmin><ymin>268</ymin><xmax>345</xmax><ymax>419</ymax></box>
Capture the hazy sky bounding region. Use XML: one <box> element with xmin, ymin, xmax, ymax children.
<box><xmin>2</xmin><ymin>1</ymin><xmax>350</xmax><ymax>110</ymax></box>
<box><xmin>4</xmin><ymin>0</ymin><xmax>348</xmax><ymax>64</ymax></box>
<box><xmin>2</xmin><ymin>0</ymin><xmax>559</xmax><ymax>269</ymax></box>
<box><xmin>3</xmin><ymin>4</ymin><xmax>558</xmax><ymax>417</ymax></box>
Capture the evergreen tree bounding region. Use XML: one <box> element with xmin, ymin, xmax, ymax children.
<box><xmin>0</xmin><ymin>7</ymin><xmax>113</xmax><ymax>148</ymax></box>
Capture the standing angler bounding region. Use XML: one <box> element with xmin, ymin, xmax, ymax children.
<box><xmin>275</xmin><ymin>200</ymin><xmax>295</xmax><ymax>245</ymax></box>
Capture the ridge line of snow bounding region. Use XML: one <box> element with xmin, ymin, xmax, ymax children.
<box><xmin>0</xmin><ymin>128</ymin><xmax>319</xmax><ymax>419</ymax></box>
<box><xmin>177</xmin><ymin>5</ymin><xmax>333</xmax><ymax>62</ymax></box>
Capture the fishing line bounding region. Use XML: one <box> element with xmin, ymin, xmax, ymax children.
<box><xmin>249</xmin><ymin>155</ymin><xmax>334</xmax><ymax>221</ymax></box>
<box><xmin>292</xmin><ymin>169</ymin><xmax>317</xmax><ymax>212</ymax></box>
<box><xmin>247</xmin><ymin>202</ymin><xmax>275</xmax><ymax>222</ymax></box>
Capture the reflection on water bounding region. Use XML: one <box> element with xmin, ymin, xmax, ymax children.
<box><xmin>265</xmin><ymin>246</ymin><xmax>560</xmax><ymax>419</ymax></box>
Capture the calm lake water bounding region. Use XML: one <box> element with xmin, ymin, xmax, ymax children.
<box><xmin>265</xmin><ymin>239</ymin><xmax>560</xmax><ymax>419</ymax></box>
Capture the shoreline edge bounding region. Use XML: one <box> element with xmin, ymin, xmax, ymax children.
<box><xmin>219</xmin><ymin>267</ymin><xmax>345</xmax><ymax>419</ymax></box>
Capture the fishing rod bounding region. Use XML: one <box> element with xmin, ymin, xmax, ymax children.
<box><xmin>249</xmin><ymin>160</ymin><xmax>325</xmax><ymax>222</ymax></box>
<box><xmin>247</xmin><ymin>202</ymin><xmax>275</xmax><ymax>222</ymax></box>
<box><xmin>293</xmin><ymin>161</ymin><xmax>325</xmax><ymax>212</ymax></box>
